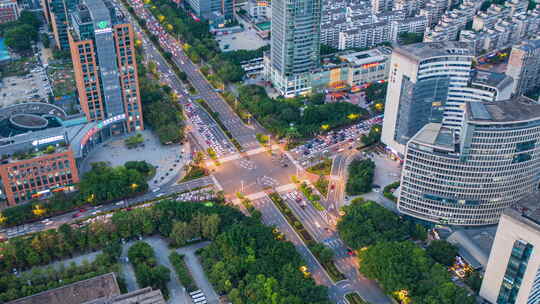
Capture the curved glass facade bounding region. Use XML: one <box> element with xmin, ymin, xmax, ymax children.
<box><xmin>399</xmin><ymin>118</ymin><xmax>540</xmax><ymax>226</ymax></box>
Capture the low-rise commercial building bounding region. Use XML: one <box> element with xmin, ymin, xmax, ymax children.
<box><xmin>312</xmin><ymin>47</ymin><xmax>392</xmax><ymax>90</ymax></box>
<box><xmin>0</xmin><ymin>101</ymin><xmax>137</xmax><ymax>208</ymax></box>
<box><xmin>8</xmin><ymin>272</ymin><xmax>166</xmax><ymax>304</ymax></box>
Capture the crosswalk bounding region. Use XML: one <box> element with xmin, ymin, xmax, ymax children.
<box><xmin>323</xmin><ymin>238</ymin><xmax>345</xmax><ymax>250</ymax></box>
<box><xmin>238</xmin><ymin>159</ymin><xmax>256</xmax><ymax>170</ymax></box>
<box><xmin>258</xmin><ymin>175</ymin><xmax>278</xmax><ymax>187</ymax></box>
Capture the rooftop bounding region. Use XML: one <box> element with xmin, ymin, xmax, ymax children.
<box><xmin>411</xmin><ymin>123</ymin><xmax>456</xmax><ymax>150</ymax></box>
<box><xmin>7</xmin><ymin>273</ymin><xmax>121</xmax><ymax>304</ymax></box>
<box><xmin>511</xmin><ymin>191</ymin><xmax>540</xmax><ymax>225</ymax></box>
<box><xmin>84</xmin><ymin>287</ymin><xmax>165</xmax><ymax>304</ymax></box>
<box><xmin>338</xmin><ymin>47</ymin><xmax>391</xmax><ymax>65</ymax></box>
<box><xmin>514</xmin><ymin>38</ymin><xmax>540</xmax><ymax>52</ymax></box>
<box><xmin>467</xmin><ymin>96</ymin><xmax>540</xmax><ymax>123</ymax></box>
<box><xmin>394</xmin><ymin>41</ymin><xmax>473</xmax><ymax>61</ymax></box>
<box><xmin>471</xmin><ymin>70</ymin><xmax>513</xmax><ymax>90</ymax></box>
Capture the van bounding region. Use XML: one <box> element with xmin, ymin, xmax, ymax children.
<box><xmin>152</xmin><ymin>187</ymin><xmax>160</xmax><ymax>193</ymax></box>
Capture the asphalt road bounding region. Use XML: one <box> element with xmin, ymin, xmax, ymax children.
<box><xmin>8</xmin><ymin>2</ymin><xmax>393</xmax><ymax>302</ymax></box>
<box><xmin>251</xmin><ymin>195</ymin><xmax>336</xmax><ymax>299</ymax></box>
<box><xmin>281</xmin><ymin>191</ymin><xmax>391</xmax><ymax>303</ymax></box>
<box><xmin>124</xmin><ymin>11</ymin><xmax>391</xmax><ymax>298</ymax></box>
<box><xmin>118</xmin><ymin>1</ymin><xmax>236</xmax><ymax>157</ymax></box>
<box><xmin>175</xmin><ymin>242</ymin><xmax>219</xmax><ymax>304</ymax></box>
<box><xmin>212</xmin><ymin>150</ymin><xmax>297</xmax><ymax>196</ymax></box>
<box><xmin>2</xmin><ymin>176</ymin><xmax>214</xmax><ymax>239</ymax></box>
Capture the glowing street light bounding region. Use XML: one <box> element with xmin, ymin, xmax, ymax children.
<box><xmin>347</xmin><ymin>113</ymin><xmax>360</xmax><ymax>120</ymax></box>
<box><xmin>32</xmin><ymin>205</ymin><xmax>46</xmax><ymax>217</ymax></box>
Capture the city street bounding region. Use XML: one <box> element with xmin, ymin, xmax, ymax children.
<box><xmin>2</xmin><ymin>176</ymin><xmax>214</xmax><ymax>239</ymax></box>
<box><xmin>281</xmin><ymin>191</ymin><xmax>392</xmax><ymax>304</ymax></box>
<box><xmin>0</xmin><ymin>2</ymin><xmax>397</xmax><ymax>303</ymax></box>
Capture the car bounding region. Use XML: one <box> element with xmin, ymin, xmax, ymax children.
<box><xmin>346</xmin><ymin>248</ymin><xmax>354</xmax><ymax>256</ymax></box>
<box><xmin>79</xmin><ymin>208</ymin><xmax>86</xmax><ymax>212</ymax></box>
<box><xmin>330</xmin><ymin>184</ymin><xmax>335</xmax><ymax>190</ymax></box>
<box><xmin>72</xmin><ymin>213</ymin><xmax>81</xmax><ymax>218</ymax></box>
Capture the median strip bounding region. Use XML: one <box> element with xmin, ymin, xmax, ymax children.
<box><xmin>268</xmin><ymin>192</ymin><xmax>346</xmax><ymax>282</ymax></box>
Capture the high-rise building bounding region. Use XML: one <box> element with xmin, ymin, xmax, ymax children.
<box><xmin>506</xmin><ymin>39</ymin><xmax>540</xmax><ymax>98</ymax></box>
<box><xmin>381</xmin><ymin>41</ymin><xmax>473</xmax><ymax>155</ymax></box>
<box><xmin>398</xmin><ymin>96</ymin><xmax>540</xmax><ymax>226</ymax></box>
<box><xmin>43</xmin><ymin>0</ymin><xmax>79</xmax><ymax>50</ymax></box>
<box><xmin>69</xmin><ymin>0</ymin><xmax>143</xmax><ymax>133</ymax></box>
<box><xmin>186</xmin><ymin>0</ymin><xmax>234</xmax><ymax>22</ymax></box>
<box><xmin>268</xmin><ymin>0</ymin><xmax>322</xmax><ymax>97</ymax></box>
<box><xmin>480</xmin><ymin>198</ymin><xmax>540</xmax><ymax>304</ymax></box>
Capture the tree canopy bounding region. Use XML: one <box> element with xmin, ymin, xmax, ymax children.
<box><xmin>237</xmin><ymin>85</ymin><xmax>368</xmax><ymax>138</ymax></box>
<box><xmin>137</xmin><ymin>53</ymin><xmax>185</xmax><ymax>144</ymax></box>
<box><xmin>3</xmin><ymin>11</ymin><xmax>40</xmax><ymax>53</ymax></box>
<box><xmin>346</xmin><ymin>159</ymin><xmax>375</xmax><ymax>195</ymax></box>
<box><xmin>78</xmin><ymin>162</ymin><xmax>149</xmax><ymax>203</ymax></box>
<box><xmin>337</xmin><ymin>199</ymin><xmax>414</xmax><ymax>249</ymax></box>
<box><xmin>426</xmin><ymin>240</ymin><xmax>458</xmax><ymax>267</ymax></box>
<box><xmin>200</xmin><ymin>222</ymin><xmax>330</xmax><ymax>304</ymax></box>
<box><xmin>360</xmin><ymin>241</ymin><xmax>475</xmax><ymax>304</ymax></box>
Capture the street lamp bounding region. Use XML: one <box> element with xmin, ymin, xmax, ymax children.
<box><xmin>347</xmin><ymin>113</ymin><xmax>360</xmax><ymax>120</ymax></box>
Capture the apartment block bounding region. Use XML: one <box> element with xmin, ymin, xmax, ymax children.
<box><xmin>0</xmin><ymin>0</ymin><xmax>19</xmax><ymax>24</ymax></box>
<box><xmin>43</xmin><ymin>0</ymin><xmax>79</xmax><ymax>50</ymax></box>
<box><xmin>506</xmin><ymin>39</ymin><xmax>540</xmax><ymax>97</ymax></box>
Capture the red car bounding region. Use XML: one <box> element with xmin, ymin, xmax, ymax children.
<box><xmin>72</xmin><ymin>213</ymin><xmax>81</xmax><ymax>218</ymax></box>
<box><xmin>330</xmin><ymin>184</ymin><xmax>335</xmax><ymax>190</ymax></box>
<box><xmin>346</xmin><ymin>248</ymin><xmax>355</xmax><ymax>256</ymax></box>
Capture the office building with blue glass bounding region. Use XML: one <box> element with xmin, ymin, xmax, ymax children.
<box><xmin>481</xmin><ymin>198</ymin><xmax>540</xmax><ymax>304</ymax></box>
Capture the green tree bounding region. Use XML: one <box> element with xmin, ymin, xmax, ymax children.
<box><xmin>360</xmin><ymin>125</ymin><xmax>381</xmax><ymax>146</ymax></box>
<box><xmin>360</xmin><ymin>241</ymin><xmax>474</xmax><ymax>303</ymax></box>
<box><xmin>309</xmin><ymin>243</ymin><xmax>334</xmax><ymax>264</ymax></box>
<box><xmin>18</xmin><ymin>11</ymin><xmax>41</xmax><ymax>29</ymax></box>
<box><xmin>5</xmin><ymin>24</ymin><xmax>37</xmax><ymax>52</ymax></box>
<box><xmin>337</xmin><ymin>199</ymin><xmax>409</xmax><ymax>249</ymax></box>
<box><xmin>170</xmin><ymin>221</ymin><xmax>193</xmax><ymax>246</ymax></box>
<box><xmin>426</xmin><ymin>240</ymin><xmax>458</xmax><ymax>266</ymax></box>
<box><xmin>398</xmin><ymin>32</ymin><xmax>424</xmax><ymax>45</ymax></box>
<box><xmin>201</xmin><ymin>214</ymin><xmax>221</xmax><ymax>239</ymax></box>
<box><xmin>346</xmin><ymin>159</ymin><xmax>375</xmax><ymax>195</ymax></box>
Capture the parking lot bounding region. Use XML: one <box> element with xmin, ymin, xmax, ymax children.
<box><xmin>0</xmin><ymin>66</ymin><xmax>51</xmax><ymax>107</ymax></box>
<box><xmin>291</xmin><ymin>115</ymin><xmax>384</xmax><ymax>165</ymax></box>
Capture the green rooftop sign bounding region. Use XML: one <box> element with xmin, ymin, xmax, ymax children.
<box><xmin>97</xmin><ymin>21</ymin><xmax>109</xmax><ymax>29</ymax></box>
